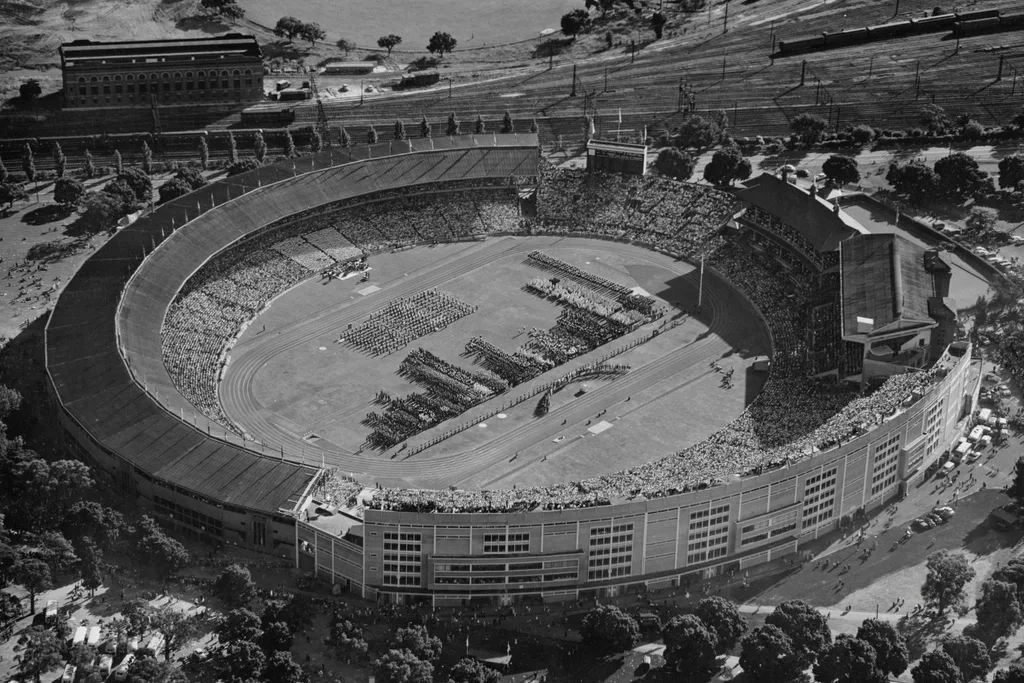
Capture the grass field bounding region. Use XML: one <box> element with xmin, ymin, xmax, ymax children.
<box><xmin>222</xmin><ymin>236</ymin><xmax>771</xmax><ymax>489</ymax></box>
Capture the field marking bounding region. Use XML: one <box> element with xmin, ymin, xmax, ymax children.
<box><xmin>588</xmin><ymin>420</ymin><xmax>613</xmax><ymax>434</ymax></box>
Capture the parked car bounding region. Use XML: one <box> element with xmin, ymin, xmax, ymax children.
<box><xmin>933</xmin><ymin>506</ymin><xmax>955</xmax><ymax>520</ymax></box>
<box><xmin>912</xmin><ymin>517</ymin><xmax>933</xmax><ymax>530</ymax></box>
<box><xmin>114</xmin><ymin>654</ymin><xmax>135</xmax><ymax>682</ymax></box>
<box><xmin>99</xmin><ymin>654</ymin><xmax>113</xmax><ymax>676</ymax></box>
<box><xmin>937</xmin><ymin>462</ymin><xmax>955</xmax><ymax>477</ymax></box>
<box><xmin>926</xmin><ymin>512</ymin><xmax>945</xmax><ymax>525</ymax></box>
<box><xmin>61</xmin><ymin>664</ymin><xmax>76</xmax><ymax>683</ymax></box>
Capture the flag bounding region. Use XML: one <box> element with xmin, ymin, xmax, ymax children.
<box><xmin>465</xmin><ymin>635</ymin><xmax>469</xmax><ymax>651</ymax></box>
<box><xmin>618</xmin><ymin>108</ymin><xmax>622</xmax><ymax>124</ymax></box>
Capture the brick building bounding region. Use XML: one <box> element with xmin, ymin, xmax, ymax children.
<box><xmin>59</xmin><ymin>34</ymin><xmax>264</xmax><ymax>109</ymax></box>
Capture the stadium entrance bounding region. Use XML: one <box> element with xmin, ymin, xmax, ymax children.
<box><xmin>586</xmin><ymin>139</ymin><xmax>649</xmax><ymax>176</ymax></box>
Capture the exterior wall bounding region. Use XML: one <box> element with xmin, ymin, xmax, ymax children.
<box><xmin>300</xmin><ymin>344</ymin><xmax>976</xmax><ymax>603</ymax></box>
<box><xmin>62</xmin><ymin>53</ymin><xmax>263</xmax><ymax>109</ymax></box>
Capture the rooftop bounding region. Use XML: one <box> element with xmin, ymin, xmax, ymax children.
<box><xmin>60</xmin><ymin>34</ymin><xmax>261</xmax><ymax>62</ymax></box>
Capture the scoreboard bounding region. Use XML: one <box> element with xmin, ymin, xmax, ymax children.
<box><xmin>586</xmin><ymin>139</ymin><xmax>649</xmax><ymax>176</ymax></box>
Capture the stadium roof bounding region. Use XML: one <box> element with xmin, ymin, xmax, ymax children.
<box><xmin>46</xmin><ymin>136</ymin><xmax>539</xmax><ymax>516</ymax></box>
<box><xmin>840</xmin><ymin>233</ymin><xmax>940</xmax><ymax>339</ymax></box>
<box><xmin>737</xmin><ymin>173</ymin><xmax>868</xmax><ymax>252</ymax></box>
<box><xmin>59</xmin><ymin>34</ymin><xmax>261</xmax><ymax>63</ymax></box>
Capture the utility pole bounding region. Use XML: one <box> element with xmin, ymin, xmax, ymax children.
<box><xmin>997</xmin><ymin>55</ymin><xmax>1004</xmax><ymax>81</ymax></box>
<box><xmin>677</xmin><ymin>77</ymin><xmax>684</xmax><ymax>111</ymax></box>
<box><xmin>571</xmin><ymin>64</ymin><xmax>577</xmax><ymax>97</ymax></box>
<box><xmin>915</xmin><ymin>60</ymin><xmax>920</xmax><ymax>99</ymax></box>
<box><xmin>549</xmin><ymin>48</ymin><xmax>553</xmax><ymax>70</ymax></box>
<box><xmin>631</xmin><ymin>40</ymin><xmax>636</xmax><ymax>63</ymax></box>
<box><xmin>769</xmin><ymin>18</ymin><xmax>775</xmax><ymax>44</ymax></box>
<box><xmin>724</xmin><ymin>0</ymin><xmax>729</xmax><ymax>33</ymax></box>
<box><xmin>604</xmin><ymin>67</ymin><xmax>608</xmax><ymax>93</ymax></box>
<box><xmin>722</xmin><ymin>56</ymin><xmax>726</xmax><ymax>80</ymax></box>
<box><xmin>801</xmin><ymin>60</ymin><xmax>807</xmax><ymax>86</ymax></box>
<box><xmin>955</xmin><ymin>32</ymin><xmax>960</xmax><ymax>54</ymax></box>
<box><xmin>869</xmin><ymin>55</ymin><xmax>874</xmax><ymax>78</ymax></box>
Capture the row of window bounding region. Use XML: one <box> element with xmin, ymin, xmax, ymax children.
<box><xmin>483</xmin><ymin>532</ymin><xmax>530</xmax><ymax>554</ymax></box>
<box><xmin>153</xmin><ymin>495</ymin><xmax>224</xmax><ymax>536</ymax></box>
<box><xmin>687</xmin><ymin>546</ymin><xmax>728</xmax><ymax>565</ymax></box>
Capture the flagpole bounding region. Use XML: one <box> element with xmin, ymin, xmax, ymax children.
<box><xmin>698</xmin><ymin>254</ymin><xmax>705</xmax><ymax>311</ymax></box>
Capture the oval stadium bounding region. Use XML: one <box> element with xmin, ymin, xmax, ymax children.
<box><xmin>45</xmin><ymin>135</ymin><xmax>980</xmax><ymax>606</ymax></box>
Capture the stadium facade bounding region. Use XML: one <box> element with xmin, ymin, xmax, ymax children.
<box><xmin>45</xmin><ymin>139</ymin><xmax>981</xmax><ymax>605</ymax></box>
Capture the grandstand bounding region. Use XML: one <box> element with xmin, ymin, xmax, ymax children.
<box><xmin>46</xmin><ymin>137</ymin><xmax>982</xmax><ymax>605</ymax></box>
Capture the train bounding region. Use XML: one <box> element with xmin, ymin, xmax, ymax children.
<box><xmin>777</xmin><ymin>9</ymin><xmax>1006</xmax><ymax>55</ymax></box>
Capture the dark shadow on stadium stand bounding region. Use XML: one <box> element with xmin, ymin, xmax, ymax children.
<box><xmin>0</xmin><ymin>315</ymin><xmax>54</xmax><ymax>447</ymax></box>
<box><xmin>743</xmin><ymin>365</ymin><xmax>768</xmax><ymax>408</ymax></box>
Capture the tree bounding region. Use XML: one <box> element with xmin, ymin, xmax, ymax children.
<box><xmin>22</xmin><ymin>142</ymin><xmax>35</xmax><ymax>183</ymax></box>
<box><xmin>921</xmin><ymin>550</ymin><xmax>975</xmax><ymax>614</ymax></box>
<box><xmin>394</xmin><ymin>119</ymin><xmax>407</xmax><ymax>141</ymax></box>
<box><xmin>765</xmin><ymin>600</ymin><xmax>832</xmax><ymax>666</ymax></box>
<box><xmin>822</xmin><ymin>154</ymin><xmax>860</xmax><ymax>186</ymax></box>
<box><xmin>940</xmin><ymin>634</ymin><xmax>991</xmax><ymax>682</ymax></box>
<box><xmin>740</xmin><ymin>624</ymin><xmax>804</xmax><ymax>683</ymax></box>
<box><xmin>265</xmin><ymin>651</ymin><xmax>305</xmax><ymax>683</ymax></box>
<box><xmin>651</xmin><ymin>12</ymin><xmax>667</xmax><ymax>39</ymax></box>
<box><xmin>253</xmin><ymin>131</ymin><xmax>267</xmax><ymax>163</ymax></box>
<box><xmin>994</xmin><ymin>556</ymin><xmax>1024</xmax><ymax>605</ymax></box>
<box><xmin>214</xmin><ymin>639</ymin><xmax>266</xmax><ymax>682</ymax></box>
<box><xmin>393</xmin><ymin>624</ymin><xmax>442</xmax><ymax>662</ymax></box>
<box><xmin>201</xmin><ymin>0</ymin><xmax>244</xmax><ymax>18</ymax></box>
<box><xmin>791</xmin><ymin>113</ymin><xmax>829</xmax><ymax>143</ymax></box>
<box><xmin>655</xmin><ymin>147</ymin><xmax>695</xmax><ymax>181</ymax></box>
<box><xmin>920</xmin><ymin>104</ymin><xmax>950</xmax><ymax>134</ymax></box>
<box><xmin>427</xmin><ymin>31</ymin><xmax>457</xmax><ymax>57</ymax></box>
<box><xmin>83</xmin><ymin>149</ymin><xmax>95</xmax><ymax>179</ymax></box>
<box><xmin>676</xmin><ymin>115</ymin><xmax>722</xmax><ymax>150</ymax></box>
<box><xmin>134</xmin><ymin>516</ymin><xmax>188</xmax><ymax>575</ymax></box>
<box><xmin>1013</xmin><ymin>106</ymin><xmax>1024</xmax><ymax>131</ymax></box>
<box><xmin>124</xmin><ymin>657</ymin><xmax>186</xmax><ymax>683</ymax></box>
<box><xmin>151</xmin><ymin>607</ymin><xmax>200</xmax><ymax>662</ymax></box>
<box><xmin>12</xmin><ymin>558</ymin><xmax>50</xmax><ymax>612</ymax></box>
<box><xmin>78</xmin><ymin>192</ymin><xmax>124</xmax><ymax>232</ymax></box>
<box><xmin>158</xmin><ymin>178</ymin><xmax>192</xmax><ymax>204</ymax></box>
<box><xmin>62</xmin><ymin>502</ymin><xmax>124</xmax><ymax>553</ymax></box>
<box><xmin>0</xmin><ymin>183</ymin><xmax>29</xmax><ymax>210</ymax></box>
<box><xmin>54</xmin><ymin>177</ymin><xmax>84</xmax><ymax>208</ymax></box>
<box><xmin>704</xmin><ymin>147</ymin><xmax>748</xmax><ymax>185</ymax></box>
<box><xmin>339</xmin><ymin>125</ymin><xmax>351</xmax><ymax>148</ymax></box>
<box><xmin>213</xmin><ymin>564</ymin><xmax>257</xmax><ymax>608</ymax></box>
<box><xmin>535</xmin><ymin>392</ymin><xmax>550</xmax><ymax>417</ymax></box>
<box><xmin>260</xmin><ymin>621</ymin><xmax>293</xmax><ymax>654</ymax></box>
<box><xmin>331</xmin><ymin>613</ymin><xmax>368</xmax><ymax>663</ymax></box>
<box><xmin>114</xmin><ymin>168</ymin><xmax>153</xmax><ymax>206</ymax></box>
<box><xmin>474</xmin><ymin>114</ymin><xmax>485</xmax><ymax>134</ymax></box>
<box><xmin>227</xmin><ymin>158</ymin><xmax>261</xmax><ymax>177</ymax></box>
<box><xmin>273</xmin><ymin>16</ymin><xmax>303</xmax><ymax>41</ymax></box>
<box><xmin>19</xmin><ymin>626</ymin><xmax>62</xmax><ymax>683</ymax></box>
<box><xmin>856</xmin><ymin>618</ymin><xmax>909</xmax><ymax>678</ymax></box>
<box><xmin>52</xmin><ymin>142</ymin><xmax>66</xmax><ymax>179</ymax></box>
<box><xmin>814</xmin><ymin>634</ymin><xmax>880</xmax><ymax>683</ymax></box>
<box><xmin>20</xmin><ymin>79</ymin><xmax>42</xmax><ymax>102</ymax></box>
<box><xmin>375</xmin><ymin>649</ymin><xmax>433</xmax><ymax>683</ymax></box>
<box><xmin>367</xmin><ymin>125</ymin><xmax>378</xmax><ymax>144</ymax></box>
<box><xmin>218</xmin><ymin>608</ymin><xmax>263</xmax><ymax>644</ymax></box>
<box><xmin>530</xmin><ymin>118</ymin><xmax>539</xmax><ymax>134</ymax></box>
<box><xmin>300</xmin><ymin>22</ymin><xmax>326</xmax><ymax>47</ymax></box>
<box><xmin>965</xmin><ymin>207</ymin><xmax>997</xmax><ymax>238</ymax></box>
<box><xmin>851</xmin><ymin>124</ymin><xmax>875</xmax><ymax>145</ymax></box>
<box><xmin>0</xmin><ymin>590</ymin><xmax>23</xmax><ymax>633</ymax></box>
<box><xmin>227</xmin><ymin>132</ymin><xmax>238</xmax><ymax>163</ymax></box>
<box><xmin>113</xmin><ymin>149</ymin><xmax>123</xmax><ymax>175</ymax></box>
<box><xmin>935</xmin><ymin>152</ymin><xmax>991</xmax><ymax>199</ymax></box>
<box><xmin>122</xmin><ymin>599</ymin><xmax>154</xmax><ymax>638</ymax></box>
<box><xmin>561</xmin><ymin>9</ymin><xmax>591</xmax><ymax>38</ymax></box>
<box><xmin>0</xmin><ymin>544</ymin><xmax>18</xmax><ymax>587</ymax></box>
<box><xmin>995</xmin><ymin>664</ymin><xmax>1024</xmax><ymax>683</ymax></box>
<box><xmin>695</xmin><ymin>597</ymin><xmax>747</xmax><ymax>653</ymax></box>
<box><xmin>448</xmin><ymin>657</ymin><xmax>501</xmax><ymax>683</ymax></box>
<box><xmin>913</xmin><ymin>650</ymin><xmax>963</xmax><ymax>683</ymax></box>
<box><xmin>662</xmin><ymin>614</ymin><xmax>718</xmax><ymax>682</ymax></box>
<box><xmin>580</xmin><ymin>605</ymin><xmax>640</xmax><ymax>652</ymax></box>
<box><xmin>377</xmin><ymin>35</ymin><xmax>402</xmax><ymax>55</ymax></box>
<box><xmin>886</xmin><ymin>161</ymin><xmax>939</xmax><ymax>203</ymax></box>
<box><xmin>445</xmin><ymin>113</ymin><xmax>460</xmax><ymax>137</ymax></box>
<box><xmin>174</xmin><ymin>167</ymin><xmax>208</xmax><ymax>191</ymax></box>
<box><xmin>310</xmin><ymin>127</ymin><xmax>323</xmax><ymax>153</ymax></box>
<box><xmin>500</xmin><ymin>110</ymin><xmax>514</xmax><ymax>134</ymax></box>
<box><xmin>336</xmin><ymin>38</ymin><xmax>354</xmax><ymax>57</ymax></box>
<box><xmin>284</xmin><ymin>129</ymin><xmax>296</xmax><ymax>157</ymax></box>
<box><xmin>78</xmin><ymin>542</ymin><xmax>102</xmax><ymax>593</ymax></box>
<box><xmin>141</xmin><ymin>141</ymin><xmax>153</xmax><ymax>175</ymax></box>
<box><xmin>998</xmin><ymin>154</ymin><xmax>1024</xmax><ymax>190</ymax></box>
<box><xmin>0</xmin><ymin>153</ymin><xmax>7</xmax><ymax>184</ymax></box>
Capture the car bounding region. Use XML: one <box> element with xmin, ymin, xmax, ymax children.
<box><xmin>1012</xmin><ymin>235</ymin><xmax>1024</xmax><ymax>245</ymax></box>
<box><xmin>338</xmin><ymin>84</ymin><xmax>349</xmax><ymax>92</ymax></box>
<box><xmin>926</xmin><ymin>512</ymin><xmax>945</xmax><ymax>525</ymax></box>
<box><xmin>933</xmin><ymin>507</ymin><xmax>954</xmax><ymax>520</ymax></box>
<box><xmin>114</xmin><ymin>654</ymin><xmax>135</xmax><ymax>682</ymax></box>
<box><xmin>912</xmin><ymin>517</ymin><xmax>933</xmax><ymax>530</ymax></box>
<box><xmin>61</xmin><ymin>664</ymin><xmax>77</xmax><ymax>683</ymax></box>
<box><xmin>974</xmin><ymin>247</ymin><xmax>991</xmax><ymax>256</ymax></box>
<box><xmin>937</xmin><ymin>462</ymin><xmax>955</xmax><ymax>477</ymax></box>
<box><xmin>99</xmin><ymin>654</ymin><xmax>113</xmax><ymax>676</ymax></box>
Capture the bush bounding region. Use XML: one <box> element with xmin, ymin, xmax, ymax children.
<box><xmin>963</xmin><ymin>120</ymin><xmax>984</xmax><ymax>140</ymax></box>
<box><xmin>227</xmin><ymin>158</ymin><xmax>261</xmax><ymax>177</ymax></box>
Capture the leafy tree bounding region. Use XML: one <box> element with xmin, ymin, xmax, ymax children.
<box><xmin>427</xmin><ymin>32</ymin><xmax>457</xmax><ymax>57</ymax></box>
<box><xmin>851</xmin><ymin>124</ymin><xmax>875</xmax><ymax>145</ymax></box>
<box><xmin>174</xmin><ymin>167</ymin><xmax>208</xmax><ymax>191</ymax></box>
<box><xmin>61</xmin><ymin>502</ymin><xmax>124</xmax><ymax>552</ymax></box>
<box><xmin>676</xmin><ymin>115</ymin><xmax>722</xmax><ymax>150</ymax></box>
<box><xmin>998</xmin><ymin>154</ymin><xmax>1024</xmax><ymax>190</ymax></box>
<box><xmin>856</xmin><ymin>618</ymin><xmax>909</xmax><ymax>678</ymax></box>
<box><xmin>791</xmin><ymin>113</ymin><xmax>829</xmax><ymax>143</ymax></box>
<box><xmin>580</xmin><ymin>605</ymin><xmax>640</xmax><ymax>652</ymax></box>
<box><xmin>474</xmin><ymin>114</ymin><xmax>485</xmax><ymax>134</ymax></box>
<box><xmin>662</xmin><ymin>614</ymin><xmax>718</xmax><ymax>682</ymax></box>
<box><xmin>253</xmin><ymin>131</ymin><xmax>267</xmax><ymax>163</ymax></box>
<box><xmin>368</xmin><ymin>125</ymin><xmax>378</xmax><ymax>144</ymax></box>
<box><xmin>651</xmin><ymin>12</ymin><xmax>667</xmax><ymax>39</ymax></box>
<box><xmin>1013</xmin><ymin>107</ymin><xmax>1024</xmax><ymax>131</ymax></box>
<box><xmin>273</xmin><ymin>16</ymin><xmax>303</xmax><ymax>41</ymax></box>
<box><xmin>227</xmin><ymin>132</ymin><xmax>238</xmax><ymax>163</ymax></box>
<box><xmin>12</xmin><ymin>558</ymin><xmax>51</xmax><ymax>612</ymax></box>
<box><xmin>500</xmin><ymin>110</ymin><xmax>514</xmax><ymax>134</ymax></box>
<box><xmin>22</xmin><ymin>142</ymin><xmax>35</xmax><ymax>183</ymax></box>
<box><xmin>994</xmin><ymin>556</ymin><xmax>1024</xmax><ymax>605</ymax></box>
<box><xmin>695</xmin><ymin>597</ymin><xmax>747</xmax><ymax>653</ymax></box>
<box><xmin>934</xmin><ymin>152</ymin><xmax>991</xmax><ymax>198</ymax></box>
<box><xmin>0</xmin><ymin>183</ymin><xmax>29</xmax><ymax>210</ymax></box>
<box><xmin>530</xmin><ymin>118</ymin><xmax>539</xmax><ymax>134</ymax></box>
<box><xmin>394</xmin><ymin>119</ymin><xmax>407</xmax><ymax>141</ymax></box>
<box><xmin>19</xmin><ymin>626</ymin><xmax>62</xmax><ymax>683</ymax></box>
<box><xmin>921</xmin><ymin>550</ymin><xmax>975</xmax><ymax>614</ymax></box>
<box><xmin>227</xmin><ymin>157</ymin><xmax>261</xmax><ymax>177</ymax></box>
<box><xmin>20</xmin><ymin>79</ymin><xmax>42</xmax><ymax>101</ymax></box>
<box><xmin>393</xmin><ymin>624</ymin><xmax>442</xmax><ymax>662</ymax></box>
<box><xmin>446</xmin><ymin>112</ymin><xmax>460</xmax><ymax>136</ymax></box>
<box><xmin>963</xmin><ymin>120</ymin><xmax>984</xmax><ymax>139</ymax></box>
<box><xmin>0</xmin><ymin>590</ymin><xmax>23</xmax><ymax>632</ymax></box>
<box><xmin>965</xmin><ymin>207</ymin><xmax>997</xmax><ymax>239</ymax></box>
<box><xmin>300</xmin><ymin>22</ymin><xmax>326</xmax><ymax>47</ymax></box>
<box><xmin>448</xmin><ymin>657</ymin><xmax>501</xmax><ymax>683</ymax></box>
<box><xmin>0</xmin><ymin>544</ymin><xmax>18</xmax><ymax>587</ymax></box>
<box><xmin>814</xmin><ymin>634</ymin><xmax>880</xmax><ymax>683</ymax></box>
<box><xmin>0</xmin><ymin>153</ymin><xmax>7</xmax><ymax>183</ymax></box>
<box><xmin>913</xmin><ymin>649</ymin><xmax>963</xmax><ymax>683</ymax></box>
<box><xmin>377</xmin><ymin>35</ymin><xmax>402</xmax><ymax>55</ymax></box>
<box><xmin>283</xmin><ymin>129</ymin><xmax>296</xmax><ymax>158</ymax></box>
<box><xmin>765</xmin><ymin>600</ymin><xmax>832</xmax><ymax>666</ymax></box>
<box><xmin>124</xmin><ymin>657</ymin><xmax>187</xmax><ymax>683</ymax></box>
<box><xmin>822</xmin><ymin>154</ymin><xmax>860</xmax><ymax>185</ymax></box>
<box><xmin>52</xmin><ymin>142</ymin><xmax>66</xmax><ymax>178</ymax></box>
<box><xmin>78</xmin><ymin>541</ymin><xmax>102</xmax><ymax>593</ymax></box>
<box><xmin>113</xmin><ymin>149</ymin><xmax>123</xmax><ymax>175</ymax></box>
<box><xmin>330</xmin><ymin>614</ymin><xmax>368</xmax><ymax>663</ymax></box>
<box><xmin>561</xmin><ymin>9</ymin><xmax>591</xmax><ymax>38</ymax></box>
<box><xmin>214</xmin><ymin>564</ymin><xmax>257</xmax><ymax>608</ymax></box>
<box><xmin>375</xmin><ymin>648</ymin><xmax>433</xmax><ymax>683</ymax></box>
<box><xmin>151</xmin><ymin>607</ymin><xmax>200</xmax><ymax>662</ymax></box>
<box><xmin>339</xmin><ymin>125</ymin><xmax>351</xmax><ymax>148</ymax></box>
<box><xmin>535</xmin><ymin>392</ymin><xmax>550</xmax><ymax>417</ymax></box>
<box><xmin>886</xmin><ymin>161</ymin><xmax>939</xmax><ymax>203</ymax></box>
<box><xmin>117</xmin><ymin>168</ymin><xmax>153</xmax><ymax>205</ymax></box>
<box><xmin>704</xmin><ymin>147</ymin><xmax>748</xmax><ymax>185</ymax></box>
<box><xmin>82</xmin><ymin>149</ymin><xmax>95</xmax><ymax>179</ymax></box>
<box><xmin>260</xmin><ymin>621</ymin><xmax>293</xmax><ymax>654</ymax></box>
<box><xmin>200</xmin><ymin>0</ymin><xmax>244</xmax><ymax>18</ymax></box>
<box><xmin>54</xmin><ymin>177</ymin><xmax>85</xmax><ymax>208</ymax></box>
<box><xmin>78</xmin><ymin>191</ymin><xmax>124</xmax><ymax>232</ymax></box>
<box><xmin>310</xmin><ymin>127</ymin><xmax>323</xmax><ymax>153</ymax></box>
<box><xmin>940</xmin><ymin>634</ymin><xmax>991</xmax><ymax>682</ymax></box>
<box><xmin>159</xmin><ymin>178</ymin><xmax>192</xmax><ymax>204</ymax></box>
<box><xmin>218</xmin><ymin>608</ymin><xmax>263</xmax><ymax>644</ymax></box>
<box><xmin>141</xmin><ymin>141</ymin><xmax>153</xmax><ymax>175</ymax></box>
<box><xmin>122</xmin><ymin>599</ymin><xmax>154</xmax><ymax>637</ymax></box>
<box><xmin>213</xmin><ymin>640</ymin><xmax>266</xmax><ymax>682</ymax></box>
<box><xmin>656</xmin><ymin>147</ymin><xmax>695</xmax><ymax>181</ymax></box>
<box><xmin>134</xmin><ymin>516</ymin><xmax>188</xmax><ymax>575</ymax></box>
<box><xmin>265</xmin><ymin>651</ymin><xmax>305</xmax><ymax>683</ymax></box>
<box><xmin>336</xmin><ymin>38</ymin><xmax>354</xmax><ymax>57</ymax></box>
<box><xmin>920</xmin><ymin>104</ymin><xmax>950</xmax><ymax>134</ymax></box>
<box><xmin>740</xmin><ymin>624</ymin><xmax>804</xmax><ymax>683</ymax></box>
<box><xmin>995</xmin><ymin>664</ymin><xmax>1024</xmax><ymax>683</ymax></box>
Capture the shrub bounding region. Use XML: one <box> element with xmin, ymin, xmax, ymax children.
<box><xmin>227</xmin><ymin>157</ymin><xmax>261</xmax><ymax>177</ymax></box>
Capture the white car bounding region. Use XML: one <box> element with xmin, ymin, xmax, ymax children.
<box><xmin>1011</xmin><ymin>235</ymin><xmax>1024</xmax><ymax>245</ymax></box>
<box><xmin>974</xmin><ymin>247</ymin><xmax>991</xmax><ymax>256</ymax></box>
<box><xmin>114</xmin><ymin>654</ymin><xmax>135</xmax><ymax>682</ymax></box>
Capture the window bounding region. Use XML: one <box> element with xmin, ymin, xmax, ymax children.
<box><xmin>153</xmin><ymin>496</ymin><xmax>224</xmax><ymax>537</ymax></box>
<box><xmin>244</xmin><ymin>68</ymin><xmax>253</xmax><ymax>87</ymax></box>
<box><xmin>802</xmin><ymin>467</ymin><xmax>838</xmax><ymax>529</ymax></box>
<box><xmin>687</xmin><ymin>506</ymin><xmax>729</xmax><ymax>564</ymax></box>
<box><xmin>90</xmin><ymin>77</ymin><xmax>98</xmax><ymax>96</ymax></box>
<box><xmin>233</xmin><ymin>69</ymin><xmax>241</xmax><ymax>89</ymax></box>
<box><xmin>221</xmin><ymin>70</ymin><xmax>229</xmax><ymax>89</ymax></box>
<box><xmin>870</xmin><ymin>432</ymin><xmax>902</xmax><ymax>497</ymax></box>
<box><xmin>162</xmin><ymin>73</ymin><xmax>170</xmax><ymax>92</ymax></box>
<box><xmin>589</xmin><ymin>524</ymin><xmax>633</xmax><ymax>580</ymax></box>
<box><xmin>114</xmin><ymin>75</ymin><xmax>122</xmax><ymax>94</ymax></box>
<box><xmin>102</xmin><ymin>76</ymin><xmax>110</xmax><ymax>95</ymax></box>
<box><xmin>186</xmin><ymin>71</ymin><xmax>194</xmax><ymax>91</ymax></box>
<box><xmin>383</xmin><ymin>532</ymin><xmax>421</xmax><ymax>587</ymax></box>
<box><xmin>483</xmin><ymin>532</ymin><xmax>530</xmax><ymax>554</ymax></box>
<box><xmin>174</xmin><ymin>72</ymin><xmax>182</xmax><ymax>91</ymax></box>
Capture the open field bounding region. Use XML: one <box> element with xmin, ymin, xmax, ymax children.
<box><xmin>222</xmin><ymin>236</ymin><xmax>770</xmax><ymax>489</ymax></box>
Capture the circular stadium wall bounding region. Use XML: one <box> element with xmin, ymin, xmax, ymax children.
<box><xmin>44</xmin><ymin>136</ymin><xmax>980</xmax><ymax>603</ymax></box>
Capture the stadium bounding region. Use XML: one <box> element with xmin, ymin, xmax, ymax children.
<box><xmin>45</xmin><ymin>135</ymin><xmax>981</xmax><ymax>606</ymax></box>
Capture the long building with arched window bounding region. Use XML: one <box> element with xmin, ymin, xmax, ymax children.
<box><xmin>58</xmin><ymin>34</ymin><xmax>264</xmax><ymax>110</ymax></box>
